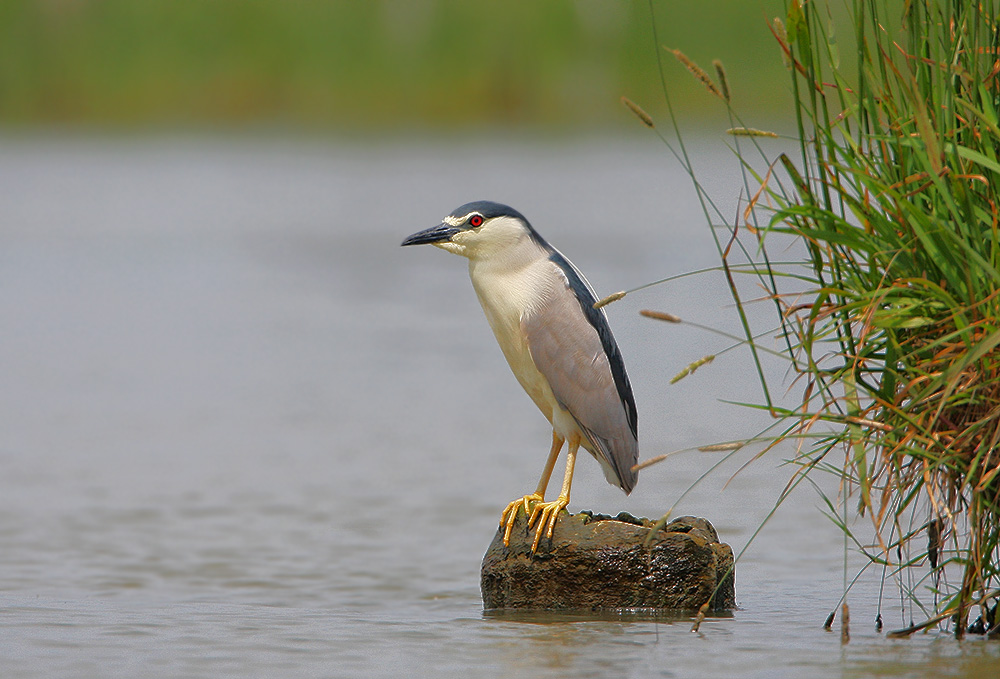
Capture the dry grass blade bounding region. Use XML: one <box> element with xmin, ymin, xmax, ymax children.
<box><xmin>691</xmin><ymin>601</ymin><xmax>710</xmax><ymax>632</ymax></box>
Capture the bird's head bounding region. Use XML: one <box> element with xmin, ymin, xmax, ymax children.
<box><xmin>401</xmin><ymin>201</ymin><xmax>541</xmax><ymax>260</ymax></box>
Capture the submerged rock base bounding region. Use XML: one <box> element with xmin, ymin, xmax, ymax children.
<box><xmin>481</xmin><ymin>511</ymin><xmax>735</xmax><ymax>611</ymax></box>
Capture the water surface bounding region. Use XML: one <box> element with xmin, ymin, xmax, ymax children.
<box><xmin>0</xmin><ymin>136</ymin><xmax>997</xmax><ymax>678</ymax></box>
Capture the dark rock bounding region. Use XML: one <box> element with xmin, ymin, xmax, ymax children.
<box><xmin>967</xmin><ymin>602</ymin><xmax>998</xmax><ymax>636</ymax></box>
<box><xmin>481</xmin><ymin>511</ymin><xmax>735</xmax><ymax>611</ymax></box>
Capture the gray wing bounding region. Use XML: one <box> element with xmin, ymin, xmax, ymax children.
<box><xmin>522</xmin><ymin>282</ymin><xmax>639</xmax><ymax>493</ymax></box>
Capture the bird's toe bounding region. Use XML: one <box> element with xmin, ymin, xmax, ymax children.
<box><xmin>527</xmin><ymin>496</ymin><xmax>569</xmax><ymax>553</ymax></box>
<box><xmin>500</xmin><ymin>493</ymin><xmax>543</xmax><ymax>546</ymax></box>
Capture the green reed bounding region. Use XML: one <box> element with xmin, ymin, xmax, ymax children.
<box><xmin>639</xmin><ymin>0</ymin><xmax>1000</xmax><ymax>634</ymax></box>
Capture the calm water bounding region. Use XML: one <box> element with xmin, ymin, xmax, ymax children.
<box><xmin>0</xmin><ymin>136</ymin><xmax>997</xmax><ymax>678</ymax></box>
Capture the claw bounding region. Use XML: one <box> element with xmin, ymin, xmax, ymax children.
<box><xmin>498</xmin><ymin>434</ymin><xmax>577</xmax><ymax>553</ymax></box>
<box><xmin>527</xmin><ymin>495</ymin><xmax>569</xmax><ymax>553</ymax></box>
<box><xmin>500</xmin><ymin>493</ymin><xmax>543</xmax><ymax>546</ymax></box>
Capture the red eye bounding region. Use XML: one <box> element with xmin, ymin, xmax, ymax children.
<box><xmin>469</xmin><ymin>214</ymin><xmax>484</xmax><ymax>227</ymax></box>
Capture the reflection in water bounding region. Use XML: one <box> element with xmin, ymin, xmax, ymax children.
<box><xmin>483</xmin><ymin>609</ymin><xmax>709</xmax><ymax>624</ymax></box>
<box><xmin>0</xmin><ymin>137</ymin><xmax>997</xmax><ymax>678</ymax></box>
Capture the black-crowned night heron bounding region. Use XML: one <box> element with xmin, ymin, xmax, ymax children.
<box><xmin>402</xmin><ymin>201</ymin><xmax>638</xmax><ymax>552</ymax></box>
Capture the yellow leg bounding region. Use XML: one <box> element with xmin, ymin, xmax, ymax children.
<box><xmin>500</xmin><ymin>432</ymin><xmax>564</xmax><ymax>546</ymax></box>
<box><xmin>528</xmin><ymin>434</ymin><xmax>579</xmax><ymax>553</ymax></box>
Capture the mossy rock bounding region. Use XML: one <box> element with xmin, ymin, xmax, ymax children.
<box><xmin>481</xmin><ymin>511</ymin><xmax>735</xmax><ymax>612</ymax></box>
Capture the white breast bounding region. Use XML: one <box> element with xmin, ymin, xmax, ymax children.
<box><xmin>468</xmin><ymin>254</ymin><xmax>562</xmax><ymax>425</ymax></box>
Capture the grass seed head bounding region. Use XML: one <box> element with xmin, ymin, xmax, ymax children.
<box><xmin>640</xmin><ymin>309</ymin><xmax>682</xmax><ymax>323</ymax></box>
<box><xmin>620</xmin><ymin>97</ymin><xmax>655</xmax><ymax>128</ymax></box>
<box><xmin>667</xmin><ymin>47</ymin><xmax>723</xmax><ymax>100</ymax></box>
<box><xmin>726</xmin><ymin>127</ymin><xmax>779</xmax><ymax>138</ymax></box>
<box><xmin>773</xmin><ymin>17</ymin><xmax>791</xmax><ymax>68</ymax></box>
<box><xmin>713</xmin><ymin>60</ymin><xmax>731</xmax><ymax>103</ymax></box>
<box><xmin>593</xmin><ymin>290</ymin><xmax>627</xmax><ymax>309</ymax></box>
<box><xmin>698</xmin><ymin>442</ymin><xmax>745</xmax><ymax>452</ymax></box>
<box><xmin>670</xmin><ymin>354</ymin><xmax>715</xmax><ymax>384</ymax></box>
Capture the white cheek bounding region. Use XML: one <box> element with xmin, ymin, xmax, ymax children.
<box><xmin>450</xmin><ymin>229</ymin><xmax>483</xmax><ymax>254</ymax></box>
<box><xmin>451</xmin><ymin>229</ymin><xmax>474</xmax><ymax>245</ymax></box>
<box><xmin>482</xmin><ymin>219</ymin><xmax>524</xmax><ymax>244</ymax></box>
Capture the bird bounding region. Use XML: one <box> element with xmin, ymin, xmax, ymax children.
<box><xmin>401</xmin><ymin>201</ymin><xmax>638</xmax><ymax>553</ymax></box>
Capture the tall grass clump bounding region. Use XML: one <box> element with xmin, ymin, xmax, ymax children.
<box><xmin>744</xmin><ymin>0</ymin><xmax>999</xmax><ymax>635</ymax></box>
<box><xmin>640</xmin><ymin>0</ymin><xmax>1000</xmax><ymax>634</ymax></box>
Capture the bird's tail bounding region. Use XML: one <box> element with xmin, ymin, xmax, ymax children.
<box><xmin>584</xmin><ymin>429</ymin><xmax>638</xmax><ymax>495</ymax></box>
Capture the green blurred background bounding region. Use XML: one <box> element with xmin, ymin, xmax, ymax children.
<box><xmin>0</xmin><ymin>0</ymin><xmax>798</xmax><ymax>131</ymax></box>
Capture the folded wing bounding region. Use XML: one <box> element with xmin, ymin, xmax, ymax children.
<box><xmin>521</xmin><ymin>261</ymin><xmax>638</xmax><ymax>493</ymax></box>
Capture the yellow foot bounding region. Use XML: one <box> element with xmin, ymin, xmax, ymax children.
<box><xmin>528</xmin><ymin>495</ymin><xmax>569</xmax><ymax>553</ymax></box>
<box><xmin>500</xmin><ymin>493</ymin><xmax>543</xmax><ymax>546</ymax></box>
